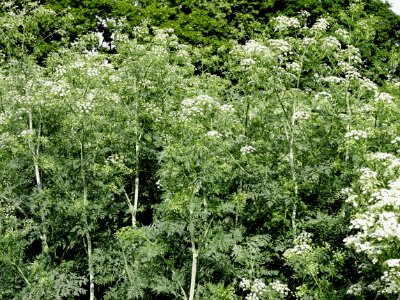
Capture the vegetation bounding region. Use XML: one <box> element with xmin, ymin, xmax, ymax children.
<box><xmin>1</xmin><ymin>0</ymin><xmax>400</xmax><ymax>299</ymax></box>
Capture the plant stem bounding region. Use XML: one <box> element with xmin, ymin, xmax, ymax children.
<box><xmin>133</xmin><ymin>139</ymin><xmax>140</xmax><ymax>227</ymax></box>
<box><xmin>189</xmin><ymin>240</ymin><xmax>198</xmax><ymax>300</ymax></box>
<box><xmin>28</xmin><ymin>110</ymin><xmax>49</xmax><ymax>253</ymax></box>
<box><xmin>81</xmin><ymin>134</ymin><xmax>95</xmax><ymax>300</ymax></box>
<box><xmin>288</xmin><ymin>105</ymin><xmax>298</xmax><ymax>235</ymax></box>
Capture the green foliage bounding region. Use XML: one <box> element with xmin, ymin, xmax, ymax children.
<box><xmin>1</xmin><ymin>1</ymin><xmax>400</xmax><ymax>299</ymax></box>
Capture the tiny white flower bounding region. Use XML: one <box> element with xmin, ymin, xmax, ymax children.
<box><xmin>345</xmin><ymin>130</ymin><xmax>367</xmax><ymax>140</ymax></box>
<box><xmin>205</xmin><ymin>130</ymin><xmax>221</xmax><ymax>138</ymax></box>
<box><xmin>272</xmin><ymin>16</ymin><xmax>300</xmax><ymax>31</ymax></box>
<box><xmin>239</xmin><ymin>278</ymin><xmax>251</xmax><ymax>290</ymax></box>
<box><xmin>240</xmin><ymin>145</ymin><xmax>256</xmax><ymax>155</ymax></box>
<box><xmin>293</xmin><ymin>111</ymin><xmax>310</xmax><ymax>120</ymax></box>
<box><xmin>374</xmin><ymin>92</ymin><xmax>394</xmax><ymax>104</ymax></box>
<box><xmin>311</xmin><ymin>18</ymin><xmax>329</xmax><ymax>32</ymax></box>
<box><xmin>220</xmin><ymin>104</ymin><xmax>235</xmax><ymax>113</ymax></box>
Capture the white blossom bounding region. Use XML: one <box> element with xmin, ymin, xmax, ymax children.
<box><xmin>322</xmin><ymin>36</ymin><xmax>341</xmax><ymax>49</ymax></box>
<box><xmin>220</xmin><ymin>104</ymin><xmax>235</xmax><ymax>113</ymax></box>
<box><xmin>374</xmin><ymin>92</ymin><xmax>394</xmax><ymax>104</ymax></box>
<box><xmin>284</xmin><ymin>232</ymin><xmax>313</xmax><ymax>257</ymax></box>
<box><xmin>55</xmin><ymin>65</ymin><xmax>67</xmax><ymax>77</ymax></box>
<box><xmin>87</xmin><ymin>67</ymin><xmax>99</xmax><ymax>77</ymax></box>
<box><xmin>181</xmin><ymin>95</ymin><xmax>218</xmax><ymax>116</ymax></box>
<box><xmin>345</xmin><ymin>130</ymin><xmax>367</xmax><ymax>140</ymax></box>
<box><xmin>302</xmin><ymin>37</ymin><xmax>317</xmax><ymax>46</ymax></box>
<box><xmin>240</xmin><ymin>145</ymin><xmax>256</xmax><ymax>155</ymax></box>
<box><xmin>299</xmin><ymin>10</ymin><xmax>310</xmax><ymax>18</ymax></box>
<box><xmin>322</xmin><ymin>76</ymin><xmax>346</xmax><ymax>84</ymax></box>
<box><xmin>239</xmin><ymin>278</ymin><xmax>251</xmax><ymax>290</ymax></box>
<box><xmin>391</xmin><ymin>137</ymin><xmax>400</xmax><ymax>144</ymax></box>
<box><xmin>359</xmin><ymin>77</ymin><xmax>378</xmax><ymax>91</ymax></box>
<box><xmin>241</xmin><ymin>58</ymin><xmax>256</xmax><ymax>66</ymax></box>
<box><xmin>109</xmin><ymin>75</ymin><xmax>121</xmax><ymax>83</ymax></box>
<box><xmin>314</xmin><ymin>91</ymin><xmax>332</xmax><ymax>100</ymax></box>
<box><xmin>338</xmin><ymin>61</ymin><xmax>361</xmax><ymax>80</ymax></box>
<box><xmin>286</xmin><ymin>61</ymin><xmax>301</xmax><ymax>73</ymax></box>
<box><xmin>335</xmin><ymin>28</ymin><xmax>350</xmax><ymax>40</ymax></box>
<box><xmin>251</xmin><ymin>279</ymin><xmax>266</xmax><ymax>293</ymax></box>
<box><xmin>243</xmin><ymin>40</ymin><xmax>270</xmax><ymax>56</ymax></box>
<box><xmin>311</xmin><ymin>18</ymin><xmax>329</xmax><ymax>32</ymax></box>
<box><xmin>347</xmin><ymin>283</ymin><xmax>363</xmax><ymax>296</ymax></box>
<box><xmin>386</xmin><ymin>259</ymin><xmax>400</xmax><ymax>268</ymax></box>
<box><xmin>270</xmin><ymin>280</ymin><xmax>290</xmax><ymax>296</ymax></box>
<box><xmin>245</xmin><ymin>292</ymin><xmax>259</xmax><ymax>300</ymax></box>
<box><xmin>369</xmin><ymin>152</ymin><xmax>396</xmax><ymax>161</ymax></box>
<box><xmin>272</xmin><ymin>16</ymin><xmax>300</xmax><ymax>31</ymax></box>
<box><xmin>293</xmin><ymin>111</ymin><xmax>310</xmax><ymax>120</ymax></box>
<box><xmin>205</xmin><ymin>130</ymin><xmax>221</xmax><ymax>138</ymax></box>
<box><xmin>268</xmin><ymin>39</ymin><xmax>291</xmax><ymax>53</ymax></box>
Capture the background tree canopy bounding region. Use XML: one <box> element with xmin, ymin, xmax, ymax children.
<box><xmin>1</xmin><ymin>0</ymin><xmax>400</xmax><ymax>299</ymax></box>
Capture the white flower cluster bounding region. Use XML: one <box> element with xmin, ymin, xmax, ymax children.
<box><xmin>374</xmin><ymin>92</ymin><xmax>394</xmax><ymax>104</ymax></box>
<box><xmin>369</xmin><ymin>152</ymin><xmax>396</xmax><ymax>161</ymax></box>
<box><xmin>245</xmin><ymin>293</ymin><xmax>259</xmax><ymax>300</ymax></box>
<box><xmin>321</xmin><ymin>76</ymin><xmax>346</xmax><ymax>84</ymax></box>
<box><xmin>106</xmin><ymin>153</ymin><xmax>124</xmax><ymax>165</ymax></box>
<box><xmin>293</xmin><ymin>111</ymin><xmax>310</xmax><ymax>120</ymax></box>
<box><xmin>370</xmin><ymin>181</ymin><xmax>400</xmax><ymax>210</ymax></box>
<box><xmin>370</xmin><ymin>212</ymin><xmax>400</xmax><ymax>241</ymax></box>
<box><xmin>239</xmin><ymin>278</ymin><xmax>281</xmax><ymax>300</ymax></box>
<box><xmin>109</xmin><ymin>75</ymin><xmax>121</xmax><ymax>83</ymax></box>
<box><xmin>349</xmin><ymin>212</ymin><xmax>375</xmax><ymax>232</ymax></box>
<box><xmin>87</xmin><ymin>67</ymin><xmax>99</xmax><ymax>77</ymax></box>
<box><xmin>239</xmin><ymin>278</ymin><xmax>251</xmax><ymax>290</ymax></box>
<box><xmin>344</xmin><ymin>130</ymin><xmax>367</xmax><ymax>140</ymax></box>
<box><xmin>344</xmin><ymin>156</ymin><xmax>400</xmax><ymax>295</ymax></box>
<box><xmin>359</xmin><ymin>77</ymin><xmax>378</xmax><ymax>91</ymax></box>
<box><xmin>311</xmin><ymin>17</ymin><xmax>329</xmax><ymax>32</ymax></box>
<box><xmin>55</xmin><ymin>65</ymin><xmax>67</xmax><ymax>77</ymax></box>
<box><xmin>380</xmin><ymin>268</ymin><xmax>400</xmax><ymax>294</ymax></box>
<box><xmin>205</xmin><ymin>130</ymin><xmax>221</xmax><ymax>138</ymax></box>
<box><xmin>301</xmin><ymin>37</ymin><xmax>317</xmax><ymax>46</ymax></box>
<box><xmin>252</xmin><ymin>279</ymin><xmax>266</xmax><ymax>293</ymax></box>
<box><xmin>77</xmin><ymin>93</ymin><xmax>95</xmax><ymax>113</ymax></box>
<box><xmin>272</xmin><ymin>16</ymin><xmax>300</xmax><ymax>31</ymax></box>
<box><xmin>299</xmin><ymin>10</ymin><xmax>310</xmax><ymax>18</ymax></box>
<box><xmin>386</xmin><ymin>259</ymin><xmax>400</xmax><ymax>268</ymax></box>
<box><xmin>284</xmin><ymin>232</ymin><xmax>313</xmax><ymax>257</ymax></box>
<box><xmin>268</xmin><ymin>39</ymin><xmax>291</xmax><ymax>54</ymax></box>
<box><xmin>391</xmin><ymin>137</ymin><xmax>400</xmax><ymax>144</ymax></box>
<box><xmin>342</xmin><ymin>45</ymin><xmax>362</xmax><ymax>64</ymax></box>
<box><xmin>338</xmin><ymin>61</ymin><xmax>361</xmax><ymax>80</ymax></box>
<box><xmin>18</xmin><ymin>129</ymin><xmax>35</xmax><ymax>138</ymax></box>
<box><xmin>78</xmin><ymin>101</ymin><xmax>94</xmax><ymax>113</ymax></box>
<box><xmin>181</xmin><ymin>95</ymin><xmax>218</xmax><ymax>116</ymax></box>
<box><xmin>42</xmin><ymin>80</ymin><xmax>70</xmax><ymax>97</ymax></box>
<box><xmin>286</xmin><ymin>62</ymin><xmax>301</xmax><ymax>73</ymax></box>
<box><xmin>150</xmin><ymin>45</ymin><xmax>169</xmax><ymax>57</ymax></box>
<box><xmin>241</xmin><ymin>58</ymin><xmax>256</xmax><ymax>67</ymax></box>
<box><xmin>347</xmin><ymin>283</ymin><xmax>363</xmax><ymax>296</ymax></box>
<box><xmin>322</xmin><ymin>36</ymin><xmax>341</xmax><ymax>50</ymax></box>
<box><xmin>270</xmin><ymin>280</ymin><xmax>290</xmax><ymax>296</ymax></box>
<box><xmin>358</xmin><ymin>167</ymin><xmax>379</xmax><ymax>194</ymax></box>
<box><xmin>176</xmin><ymin>49</ymin><xmax>190</xmax><ymax>60</ymax></box>
<box><xmin>335</xmin><ymin>28</ymin><xmax>350</xmax><ymax>40</ymax></box>
<box><xmin>314</xmin><ymin>91</ymin><xmax>332</xmax><ymax>101</ymax></box>
<box><xmin>70</xmin><ymin>59</ymin><xmax>85</xmax><ymax>69</ymax></box>
<box><xmin>240</xmin><ymin>145</ymin><xmax>256</xmax><ymax>155</ymax></box>
<box><xmin>243</xmin><ymin>40</ymin><xmax>270</xmax><ymax>56</ymax></box>
<box><xmin>220</xmin><ymin>104</ymin><xmax>235</xmax><ymax>113</ymax></box>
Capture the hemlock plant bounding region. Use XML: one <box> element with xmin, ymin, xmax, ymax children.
<box><xmin>1</xmin><ymin>1</ymin><xmax>400</xmax><ymax>299</ymax></box>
